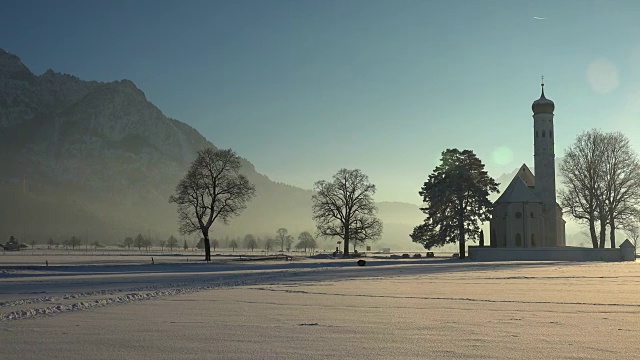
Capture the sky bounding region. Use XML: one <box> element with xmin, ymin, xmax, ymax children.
<box><xmin>2</xmin><ymin>0</ymin><xmax>640</xmax><ymax>204</ymax></box>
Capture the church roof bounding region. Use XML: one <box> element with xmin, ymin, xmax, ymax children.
<box><xmin>515</xmin><ymin>163</ymin><xmax>535</xmax><ymax>187</ymax></box>
<box><xmin>532</xmin><ymin>83</ymin><xmax>555</xmax><ymax>114</ymax></box>
<box><xmin>494</xmin><ymin>165</ymin><xmax>542</xmax><ymax>204</ymax></box>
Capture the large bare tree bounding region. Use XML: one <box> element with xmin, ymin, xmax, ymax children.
<box><xmin>169</xmin><ymin>148</ymin><xmax>256</xmax><ymax>261</ymax></box>
<box><xmin>559</xmin><ymin>130</ymin><xmax>607</xmax><ymax>248</ymax></box>
<box><xmin>600</xmin><ymin>132</ymin><xmax>640</xmax><ymax>248</ymax></box>
<box><xmin>312</xmin><ymin>168</ymin><xmax>382</xmax><ymax>256</ymax></box>
<box><xmin>560</xmin><ymin>130</ymin><xmax>640</xmax><ymax>248</ymax></box>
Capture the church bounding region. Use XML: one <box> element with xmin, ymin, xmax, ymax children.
<box><xmin>489</xmin><ymin>82</ymin><xmax>566</xmax><ymax>248</ymax></box>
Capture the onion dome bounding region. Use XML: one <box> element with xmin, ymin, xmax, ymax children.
<box><xmin>532</xmin><ymin>83</ymin><xmax>554</xmax><ymax>114</ymax></box>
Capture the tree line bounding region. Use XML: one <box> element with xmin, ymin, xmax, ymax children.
<box><xmin>194</xmin><ymin>230</ymin><xmax>319</xmax><ymax>253</ymax></box>
<box><xmin>170</xmin><ymin>130</ymin><xmax>640</xmax><ymax>263</ymax></box>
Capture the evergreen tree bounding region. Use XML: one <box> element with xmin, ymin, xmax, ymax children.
<box><xmin>411</xmin><ymin>149</ymin><xmax>499</xmax><ymax>259</ymax></box>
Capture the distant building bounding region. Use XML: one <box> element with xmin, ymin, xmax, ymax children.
<box><xmin>489</xmin><ymin>82</ymin><xmax>566</xmax><ymax>248</ymax></box>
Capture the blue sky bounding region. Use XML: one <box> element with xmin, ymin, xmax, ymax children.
<box><xmin>2</xmin><ymin>0</ymin><xmax>640</xmax><ymax>204</ymax></box>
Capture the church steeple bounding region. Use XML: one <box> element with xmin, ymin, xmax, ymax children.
<box><xmin>532</xmin><ymin>76</ymin><xmax>555</xmax><ymax>114</ymax></box>
<box><xmin>532</xmin><ymin>79</ymin><xmax>559</xmax><ymax>246</ymax></box>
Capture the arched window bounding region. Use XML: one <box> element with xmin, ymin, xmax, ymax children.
<box><xmin>530</xmin><ymin>212</ymin><xmax>535</xmax><ymax>218</ymax></box>
<box><xmin>515</xmin><ymin>212</ymin><xmax>522</xmax><ymax>219</ymax></box>
<box><xmin>531</xmin><ymin>234</ymin><xmax>536</xmax><ymax>247</ymax></box>
<box><xmin>542</xmin><ymin>130</ymin><xmax>546</xmax><ymax>137</ymax></box>
<box><xmin>515</xmin><ymin>233</ymin><xmax>522</xmax><ymax>247</ymax></box>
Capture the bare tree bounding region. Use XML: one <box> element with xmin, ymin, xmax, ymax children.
<box><xmin>169</xmin><ymin>148</ymin><xmax>256</xmax><ymax>261</ymax></box>
<box><xmin>243</xmin><ymin>234</ymin><xmax>257</xmax><ymax>251</ymax></box>
<box><xmin>285</xmin><ymin>235</ymin><xmax>294</xmax><ymax>251</ymax></box>
<box><xmin>264</xmin><ymin>237</ymin><xmax>274</xmax><ymax>252</ymax></box>
<box><xmin>275</xmin><ymin>228</ymin><xmax>288</xmax><ymax>252</ymax></box>
<box><xmin>312</xmin><ymin>168</ymin><xmax>383</xmax><ymax>256</ymax></box>
<box><xmin>167</xmin><ymin>236</ymin><xmax>178</xmax><ymax>251</ymax></box>
<box><xmin>600</xmin><ymin>132</ymin><xmax>640</xmax><ymax>248</ymax></box>
<box><xmin>296</xmin><ymin>231</ymin><xmax>317</xmax><ymax>253</ymax></box>
<box><xmin>559</xmin><ymin>130</ymin><xmax>607</xmax><ymax>248</ymax></box>
<box><xmin>560</xmin><ymin>130</ymin><xmax>640</xmax><ymax>248</ymax></box>
<box><xmin>70</xmin><ymin>236</ymin><xmax>82</xmax><ymax>250</ymax></box>
<box><xmin>124</xmin><ymin>236</ymin><xmax>134</xmax><ymax>250</ymax></box>
<box><xmin>134</xmin><ymin>234</ymin><xmax>145</xmax><ymax>250</ymax></box>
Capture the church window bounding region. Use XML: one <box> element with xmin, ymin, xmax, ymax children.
<box><xmin>515</xmin><ymin>212</ymin><xmax>522</xmax><ymax>219</ymax></box>
<box><xmin>530</xmin><ymin>212</ymin><xmax>535</xmax><ymax>218</ymax></box>
<box><xmin>515</xmin><ymin>233</ymin><xmax>522</xmax><ymax>247</ymax></box>
<box><xmin>531</xmin><ymin>234</ymin><xmax>536</xmax><ymax>247</ymax></box>
<box><xmin>550</xmin><ymin>130</ymin><xmax>553</xmax><ymax>138</ymax></box>
<box><xmin>542</xmin><ymin>130</ymin><xmax>546</xmax><ymax>137</ymax></box>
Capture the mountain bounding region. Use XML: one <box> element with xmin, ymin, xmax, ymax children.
<box><xmin>0</xmin><ymin>49</ymin><xmax>422</xmax><ymax>249</ymax></box>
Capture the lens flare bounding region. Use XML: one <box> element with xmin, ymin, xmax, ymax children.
<box><xmin>586</xmin><ymin>58</ymin><xmax>619</xmax><ymax>94</ymax></box>
<box><xmin>492</xmin><ymin>146</ymin><xmax>514</xmax><ymax>165</ymax></box>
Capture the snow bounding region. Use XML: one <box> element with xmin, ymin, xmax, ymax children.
<box><xmin>1</xmin><ymin>254</ymin><xmax>639</xmax><ymax>359</ymax></box>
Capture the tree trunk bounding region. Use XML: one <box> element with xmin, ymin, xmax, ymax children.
<box><xmin>458</xmin><ymin>214</ymin><xmax>466</xmax><ymax>259</ymax></box>
<box><xmin>588</xmin><ymin>220</ymin><xmax>598</xmax><ymax>248</ymax></box>
<box><xmin>204</xmin><ymin>235</ymin><xmax>211</xmax><ymax>262</ymax></box>
<box><xmin>609</xmin><ymin>215</ymin><xmax>616</xmax><ymax>248</ymax></box>
<box><xmin>343</xmin><ymin>227</ymin><xmax>350</xmax><ymax>257</ymax></box>
<box><xmin>598</xmin><ymin>217</ymin><xmax>607</xmax><ymax>248</ymax></box>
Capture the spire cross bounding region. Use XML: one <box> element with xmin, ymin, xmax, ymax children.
<box><xmin>541</xmin><ymin>75</ymin><xmax>544</xmax><ymax>87</ymax></box>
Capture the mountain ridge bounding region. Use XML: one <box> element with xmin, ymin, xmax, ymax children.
<box><xmin>0</xmin><ymin>49</ymin><xmax>423</xmax><ymax>249</ymax></box>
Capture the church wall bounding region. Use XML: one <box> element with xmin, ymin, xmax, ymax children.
<box><xmin>557</xmin><ymin>206</ymin><xmax>566</xmax><ymax>246</ymax></box>
<box><xmin>469</xmin><ymin>246</ymin><xmax>633</xmax><ymax>262</ymax></box>
<box><xmin>492</xmin><ymin>202</ymin><xmax>545</xmax><ymax>248</ymax></box>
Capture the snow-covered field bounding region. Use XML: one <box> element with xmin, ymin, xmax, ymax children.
<box><xmin>1</xmin><ymin>254</ymin><xmax>639</xmax><ymax>359</ymax></box>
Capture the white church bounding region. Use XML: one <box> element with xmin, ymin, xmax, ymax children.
<box><xmin>471</xmin><ymin>82</ymin><xmax>635</xmax><ymax>261</ymax></box>
<box><xmin>488</xmin><ymin>82</ymin><xmax>566</xmax><ymax>248</ymax></box>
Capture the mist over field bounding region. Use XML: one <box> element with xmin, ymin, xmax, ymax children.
<box><xmin>0</xmin><ymin>48</ymin><xmax>429</xmax><ymax>251</ymax></box>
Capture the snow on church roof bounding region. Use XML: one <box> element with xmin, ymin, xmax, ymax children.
<box><xmin>494</xmin><ymin>164</ymin><xmax>542</xmax><ymax>204</ymax></box>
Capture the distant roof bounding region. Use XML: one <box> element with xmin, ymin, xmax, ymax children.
<box><xmin>494</xmin><ymin>165</ymin><xmax>542</xmax><ymax>204</ymax></box>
